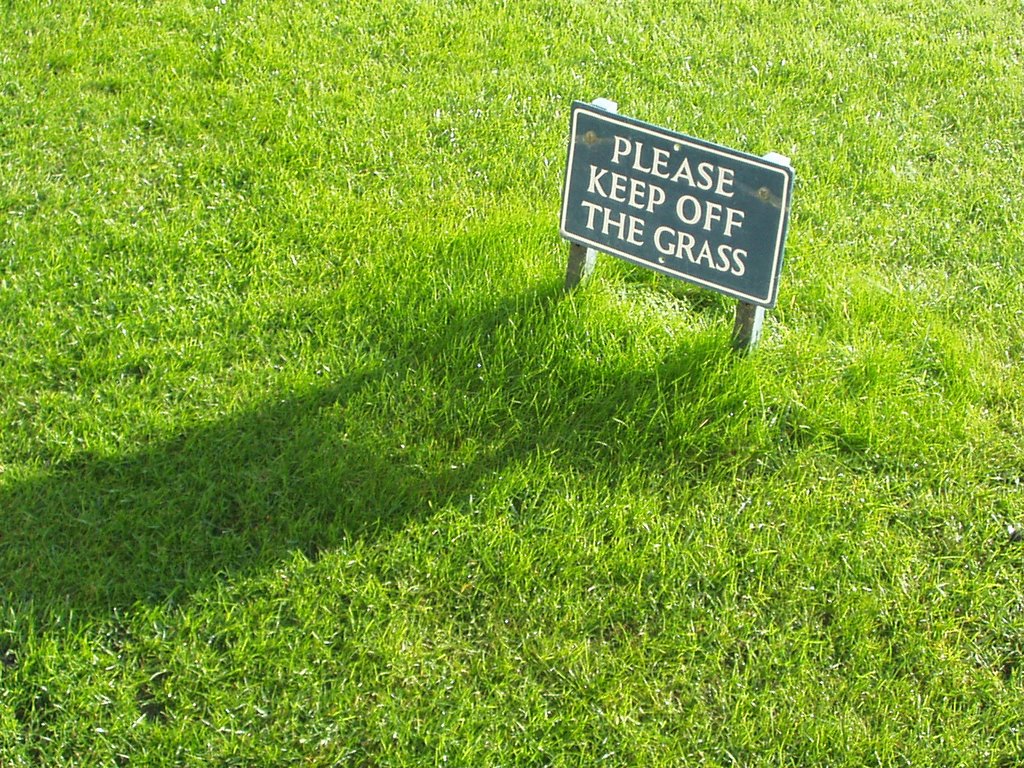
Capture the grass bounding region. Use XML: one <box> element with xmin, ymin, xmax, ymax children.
<box><xmin>2</xmin><ymin>0</ymin><xmax>1024</xmax><ymax>764</ymax></box>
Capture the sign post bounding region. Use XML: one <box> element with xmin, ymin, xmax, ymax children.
<box><xmin>560</xmin><ymin>100</ymin><xmax>794</xmax><ymax>351</ymax></box>
<box><xmin>564</xmin><ymin>98</ymin><xmax>618</xmax><ymax>291</ymax></box>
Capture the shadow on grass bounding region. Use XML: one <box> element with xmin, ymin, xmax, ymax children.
<box><xmin>0</xmin><ymin>277</ymin><xmax>747</xmax><ymax>625</ymax></box>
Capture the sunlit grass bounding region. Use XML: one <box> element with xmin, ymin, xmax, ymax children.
<box><xmin>2</xmin><ymin>0</ymin><xmax>1023</xmax><ymax>764</ymax></box>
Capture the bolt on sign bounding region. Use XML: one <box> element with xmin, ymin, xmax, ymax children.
<box><xmin>560</xmin><ymin>101</ymin><xmax>795</xmax><ymax>308</ymax></box>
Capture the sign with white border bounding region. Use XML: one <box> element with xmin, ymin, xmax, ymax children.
<box><xmin>560</xmin><ymin>101</ymin><xmax>794</xmax><ymax>308</ymax></box>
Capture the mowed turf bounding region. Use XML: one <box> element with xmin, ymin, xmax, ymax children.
<box><xmin>1</xmin><ymin>0</ymin><xmax>1023</xmax><ymax>764</ymax></box>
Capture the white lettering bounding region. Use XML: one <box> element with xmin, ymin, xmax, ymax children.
<box><xmin>696</xmin><ymin>162</ymin><xmax>715</xmax><ymax>192</ymax></box>
<box><xmin>671</xmin><ymin>157</ymin><xmax>694</xmax><ymax>186</ymax></box>
<box><xmin>631</xmin><ymin>141</ymin><xmax>652</xmax><ymax>174</ymax></box>
<box><xmin>702</xmin><ymin>201</ymin><xmax>722</xmax><ymax>232</ymax></box>
<box><xmin>694</xmin><ymin>239</ymin><xmax>715</xmax><ymax>267</ymax></box>
<box><xmin>587</xmin><ymin>165</ymin><xmax>609</xmax><ymax>197</ymax></box>
<box><xmin>714</xmin><ymin>244</ymin><xmax>732</xmax><ymax>272</ymax></box>
<box><xmin>716</xmin><ymin>167</ymin><xmax>735</xmax><ymax>198</ymax></box>
<box><xmin>609</xmin><ymin>172</ymin><xmax>627</xmax><ymax>203</ymax></box>
<box><xmin>676</xmin><ymin>195</ymin><xmax>701</xmax><ymax>226</ymax></box>
<box><xmin>648</xmin><ymin>226</ymin><xmax>745</xmax><ymax>275</ymax></box>
<box><xmin>731</xmin><ymin>248</ymin><xmax>747</xmax><ymax>276</ymax></box>
<box><xmin>622</xmin><ymin>178</ymin><xmax>667</xmax><ymax>213</ymax></box>
<box><xmin>611</xmin><ymin>136</ymin><xmax>631</xmax><ymax>165</ymax></box>
<box><xmin>601</xmin><ymin>208</ymin><xmax>628</xmax><ymax>239</ymax></box>
<box><xmin>654</xmin><ymin>226</ymin><xmax>675</xmax><ymax>256</ymax></box>
<box><xmin>675</xmin><ymin>196</ymin><xmax>746</xmax><ymax>237</ymax></box>
<box><xmin>627</xmin><ymin>178</ymin><xmax>645</xmax><ymax>210</ymax></box>
<box><xmin>581</xmin><ymin>199</ymin><xmax>603</xmax><ymax>230</ymax></box>
<box><xmin>651</xmin><ymin>147</ymin><xmax>670</xmax><ymax>178</ymax></box>
<box><xmin>610</xmin><ymin>138</ymin><xmax>673</xmax><ymax>180</ymax></box>
<box><xmin>678</xmin><ymin>231</ymin><xmax>696</xmax><ymax>261</ymax></box>
<box><xmin>625</xmin><ymin>215</ymin><xmax>644</xmax><ymax>246</ymax></box>
<box><xmin>580</xmin><ymin>202</ymin><xmax>645</xmax><ymax>246</ymax></box>
<box><xmin>670</xmin><ymin>156</ymin><xmax>736</xmax><ymax>199</ymax></box>
<box><xmin>646</xmin><ymin>183</ymin><xmax>666</xmax><ymax>213</ymax></box>
<box><xmin>723</xmin><ymin>207</ymin><xmax>745</xmax><ymax>238</ymax></box>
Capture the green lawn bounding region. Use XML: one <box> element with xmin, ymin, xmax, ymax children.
<box><xmin>2</xmin><ymin>0</ymin><xmax>1023</xmax><ymax>764</ymax></box>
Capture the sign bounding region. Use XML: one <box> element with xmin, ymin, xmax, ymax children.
<box><xmin>560</xmin><ymin>101</ymin><xmax>794</xmax><ymax>308</ymax></box>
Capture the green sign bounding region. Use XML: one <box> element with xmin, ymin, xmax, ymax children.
<box><xmin>560</xmin><ymin>101</ymin><xmax>795</xmax><ymax>308</ymax></box>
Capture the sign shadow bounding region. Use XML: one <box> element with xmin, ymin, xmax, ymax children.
<box><xmin>1</xmin><ymin>278</ymin><xmax>751</xmax><ymax>627</ymax></box>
